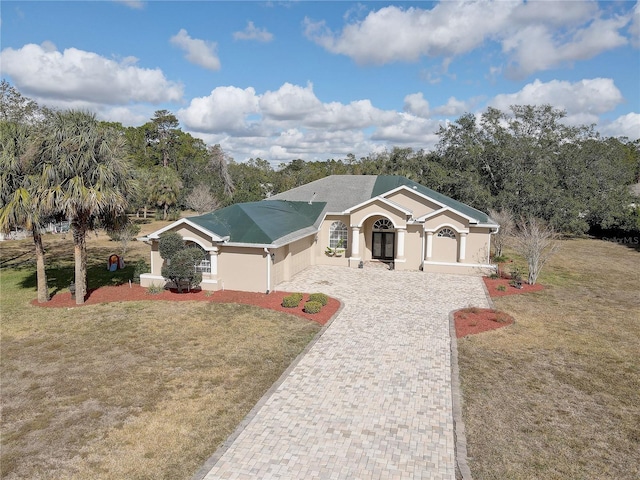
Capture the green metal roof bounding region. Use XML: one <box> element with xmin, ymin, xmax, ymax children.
<box><xmin>187</xmin><ymin>200</ymin><xmax>326</xmax><ymax>245</ymax></box>
<box><xmin>371</xmin><ymin>176</ymin><xmax>493</xmax><ymax>224</ymax></box>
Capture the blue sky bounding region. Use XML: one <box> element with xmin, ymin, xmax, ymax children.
<box><xmin>1</xmin><ymin>1</ymin><xmax>639</xmax><ymax>165</ymax></box>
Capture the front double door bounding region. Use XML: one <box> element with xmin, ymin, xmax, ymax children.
<box><xmin>372</xmin><ymin>232</ymin><xmax>395</xmax><ymax>261</ymax></box>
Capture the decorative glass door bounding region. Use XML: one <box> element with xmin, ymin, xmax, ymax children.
<box><xmin>372</xmin><ymin>232</ymin><xmax>395</xmax><ymax>261</ymax></box>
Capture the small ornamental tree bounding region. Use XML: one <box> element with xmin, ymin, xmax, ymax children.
<box><xmin>513</xmin><ymin>217</ymin><xmax>559</xmax><ymax>285</ymax></box>
<box><xmin>158</xmin><ymin>231</ymin><xmax>184</xmax><ymax>260</ymax></box>
<box><xmin>488</xmin><ymin>208</ymin><xmax>514</xmax><ymax>259</ymax></box>
<box><xmin>161</xmin><ymin>248</ymin><xmax>204</xmax><ymax>293</ymax></box>
<box><xmin>158</xmin><ymin>232</ymin><xmax>204</xmax><ymax>293</ymax></box>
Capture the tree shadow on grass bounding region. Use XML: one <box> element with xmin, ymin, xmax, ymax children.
<box><xmin>19</xmin><ymin>259</ymin><xmax>138</xmax><ymax>300</ymax></box>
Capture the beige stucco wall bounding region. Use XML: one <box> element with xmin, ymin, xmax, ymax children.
<box><xmin>401</xmin><ymin>224</ymin><xmax>423</xmax><ymax>270</ymax></box>
<box><xmin>271</xmin><ymin>235</ymin><xmax>315</xmax><ymax>287</ymax></box>
<box><xmin>350</xmin><ymin>200</ymin><xmax>407</xmax><ymax>229</ymax></box>
<box><xmin>171</xmin><ymin>224</ymin><xmax>215</xmax><ymax>249</ymax></box>
<box><xmin>423</xmin><ymin>211</ymin><xmax>468</xmax><ymax>232</ymax></box>
<box><xmin>289</xmin><ymin>235</ymin><xmax>314</xmax><ymax>276</ymax></box>
<box><xmin>218</xmin><ymin>246</ymin><xmax>267</xmax><ymax>292</ymax></box>
<box><xmin>432</xmin><ymin>235</ymin><xmax>459</xmax><ymax>262</ymax></box>
<box><xmin>465</xmin><ymin>228</ymin><xmax>492</xmax><ymax>264</ymax></box>
<box><xmin>422</xmin><ymin>262</ymin><xmax>494</xmax><ymax>275</ymax></box>
<box><xmin>149</xmin><ymin>241</ymin><xmax>162</xmax><ymax>275</ymax></box>
<box><xmin>385</xmin><ymin>190</ymin><xmax>440</xmax><ymax>219</ymax></box>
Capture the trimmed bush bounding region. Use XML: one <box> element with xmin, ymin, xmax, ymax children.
<box><xmin>303</xmin><ymin>301</ymin><xmax>323</xmax><ymax>314</ymax></box>
<box><xmin>282</xmin><ymin>293</ymin><xmax>303</xmax><ymax>308</ymax></box>
<box><xmin>308</xmin><ymin>293</ymin><xmax>328</xmax><ymax>306</ymax></box>
<box><xmin>133</xmin><ymin>259</ymin><xmax>148</xmax><ymax>284</ymax></box>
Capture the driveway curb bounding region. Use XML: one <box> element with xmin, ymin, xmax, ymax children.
<box><xmin>449</xmin><ymin>312</ymin><xmax>474</xmax><ymax>480</ymax></box>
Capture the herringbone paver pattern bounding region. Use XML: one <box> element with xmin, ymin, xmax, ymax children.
<box><xmin>201</xmin><ymin>266</ymin><xmax>489</xmax><ymax>479</ymax></box>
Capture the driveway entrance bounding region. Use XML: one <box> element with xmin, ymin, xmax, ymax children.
<box><xmin>197</xmin><ymin>266</ymin><xmax>490</xmax><ymax>480</ymax></box>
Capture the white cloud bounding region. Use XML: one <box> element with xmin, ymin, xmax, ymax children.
<box><xmin>433</xmin><ymin>97</ymin><xmax>471</xmax><ymax>117</ymax></box>
<box><xmin>170</xmin><ymin>29</ymin><xmax>220</xmax><ymax>71</ymax></box>
<box><xmin>372</xmin><ymin>113</ymin><xmax>441</xmax><ymax>145</ymax></box>
<box><xmin>233</xmin><ymin>21</ymin><xmax>273</xmax><ymax>42</ymax></box>
<box><xmin>178</xmin><ymin>86</ymin><xmax>260</xmax><ymax>134</ymax></box>
<box><xmin>510</xmin><ymin>0</ymin><xmax>597</xmax><ymax>27</ymax></box>
<box><xmin>305</xmin><ymin>1</ymin><xmax>633</xmax><ymax>77</ymax></box>
<box><xmin>304</xmin><ymin>3</ymin><xmax>515</xmax><ymax>65</ymax></box>
<box><xmin>503</xmin><ymin>16</ymin><xmax>630</xmax><ymax>78</ymax></box>
<box><xmin>490</xmin><ymin>78</ymin><xmax>623</xmax><ymax>120</ymax></box>
<box><xmin>259</xmin><ymin>82</ymin><xmax>321</xmax><ymax>120</ymax></box>
<box><xmin>304</xmin><ymin>99</ymin><xmax>396</xmax><ymax>131</ymax></box>
<box><xmin>404</xmin><ymin>93</ymin><xmax>430</xmax><ymax>117</ymax></box>
<box><xmin>630</xmin><ymin>1</ymin><xmax>640</xmax><ymax>48</ymax></box>
<box><xmin>0</xmin><ymin>43</ymin><xmax>183</xmax><ymax>105</ymax></box>
<box><xmin>114</xmin><ymin>0</ymin><xmax>145</xmax><ymax>9</ymax></box>
<box><xmin>599</xmin><ymin>112</ymin><xmax>640</xmax><ymax>139</ymax></box>
<box><xmin>99</xmin><ymin>105</ymin><xmax>153</xmax><ymax>126</ymax></box>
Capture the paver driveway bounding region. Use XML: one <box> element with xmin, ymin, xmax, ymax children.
<box><xmin>198</xmin><ymin>266</ymin><xmax>490</xmax><ymax>480</ymax></box>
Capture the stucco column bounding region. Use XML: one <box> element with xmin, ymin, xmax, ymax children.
<box><xmin>350</xmin><ymin>226</ymin><xmax>360</xmax><ymax>257</ymax></box>
<box><xmin>426</xmin><ymin>231</ymin><xmax>433</xmax><ymax>260</ymax></box>
<box><xmin>396</xmin><ymin>227</ymin><xmax>406</xmax><ymax>260</ymax></box>
<box><xmin>210</xmin><ymin>247</ymin><xmax>219</xmax><ymax>275</ymax></box>
<box><xmin>459</xmin><ymin>233</ymin><xmax>467</xmax><ymax>262</ymax></box>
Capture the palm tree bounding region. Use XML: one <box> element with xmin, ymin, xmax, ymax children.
<box><xmin>35</xmin><ymin>110</ymin><xmax>134</xmax><ymax>304</ymax></box>
<box><xmin>0</xmin><ymin>121</ymin><xmax>50</xmax><ymax>302</ymax></box>
<box><xmin>149</xmin><ymin>166</ymin><xmax>182</xmax><ymax>219</ymax></box>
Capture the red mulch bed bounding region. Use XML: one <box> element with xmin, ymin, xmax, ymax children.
<box><xmin>454</xmin><ymin>308</ymin><xmax>515</xmax><ymax>338</ymax></box>
<box><xmin>483</xmin><ymin>277</ymin><xmax>545</xmax><ymax>297</ymax></box>
<box><xmin>31</xmin><ymin>284</ymin><xmax>340</xmax><ymax>326</ymax></box>
<box><xmin>457</xmin><ymin>273</ymin><xmax>544</xmax><ymax>337</ymax></box>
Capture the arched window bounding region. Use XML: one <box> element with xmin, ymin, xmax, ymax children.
<box><xmin>373</xmin><ymin>218</ymin><xmax>394</xmax><ymax>231</ymax></box>
<box><xmin>437</xmin><ymin>228</ymin><xmax>456</xmax><ymax>239</ymax></box>
<box><xmin>329</xmin><ymin>221</ymin><xmax>348</xmax><ymax>249</ymax></box>
<box><xmin>186</xmin><ymin>243</ymin><xmax>211</xmax><ymax>273</ymax></box>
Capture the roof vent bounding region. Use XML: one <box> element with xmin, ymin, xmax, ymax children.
<box><xmin>413</xmin><ymin>186</ymin><xmax>418</xmax><ymax>189</ymax></box>
<box><xmin>308</xmin><ymin>192</ymin><xmax>316</xmax><ymax>205</ymax></box>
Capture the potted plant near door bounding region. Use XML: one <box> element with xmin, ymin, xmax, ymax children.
<box><xmin>325</xmin><ymin>238</ymin><xmax>345</xmax><ymax>257</ymax></box>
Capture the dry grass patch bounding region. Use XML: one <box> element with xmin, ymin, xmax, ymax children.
<box><xmin>0</xmin><ymin>227</ymin><xmax>321</xmax><ymax>479</ymax></box>
<box><xmin>458</xmin><ymin>238</ymin><xmax>640</xmax><ymax>480</ymax></box>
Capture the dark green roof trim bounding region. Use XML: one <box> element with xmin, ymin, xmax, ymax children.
<box><xmin>187</xmin><ymin>200</ymin><xmax>326</xmax><ymax>245</ymax></box>
<box><xmin>372</xmin><ymin>176</ymin><xmax>493</xmax><ymax>224</ymax></box>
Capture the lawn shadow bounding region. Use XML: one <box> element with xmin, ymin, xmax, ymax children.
<box><xmin>20</xmin><ymin>261</ymin><xmax>138</xmax><ymax>300</ymax></box>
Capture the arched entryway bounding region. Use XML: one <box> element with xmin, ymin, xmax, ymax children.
<box><xmin>371</xmin><ymin>218</ymin><xmax>395</xmax><ymax>261</ymax></box>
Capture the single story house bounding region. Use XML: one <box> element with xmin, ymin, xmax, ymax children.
<box><xmin>139</xmin><ymin>175</ymin><xmax>499</xmax><ymax>293</ymax></box>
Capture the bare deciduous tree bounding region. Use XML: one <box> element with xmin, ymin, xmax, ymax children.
<box><xmin>513</xmin><ymin>217</ymin><xmax>559</xmax><ymax>285</ymax></box>
<box><xmin>185</xmin><ymin>184</ymin><xmax>219</xmax><ymax>214</ymax></box>
<box><xmin>208</xmin><ymin>144</ymin><xmax>235</xmax><ymax>197</ymax></box>
<box><xmin>488</xmin><ymin>208</ymin><xmax>515</xmax><ymax>258</ymax></box>
<box><xmin>107</xmin><ymin>221</ymin><xmax>141</xmax><ymax>258</ymax></box>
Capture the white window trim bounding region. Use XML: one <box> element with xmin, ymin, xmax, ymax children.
<box><xmin>329</xmin><ymin>221</ymin><xmax>348</xmax><ymax>249</ymax></box>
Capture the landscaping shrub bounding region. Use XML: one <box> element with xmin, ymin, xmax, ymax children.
<box><xmin>303</xmin><ymin>301</ymin><xmax>323</xmax><ymax>314</ymax></box>
<box><xmin>282</xmin><ymin>293</ymin><xmax>303</xmax><ymax>308</ymax></box>
<box><xmin>308</xmin><ymin>293</ymin><xmax>328</xmax><ymax>306</ymax></box>
<box><xmin>161</xmin><ymin>248</ymin><xmax>204</xmax><ymax>293</ymax></box>
<box><xmin>147</xmin><ymin>283</ymin><xmax>163</xmax><ymax>295</ymax></box>
<box><xmin>133</xmin><ymin>259</ymin><xmax>148</xmax><ymax>284</ymax></box>
<box><xmin>496</xmin><ymin>284</ymin><xmax>507</xmax><ymax>292</ymax></box>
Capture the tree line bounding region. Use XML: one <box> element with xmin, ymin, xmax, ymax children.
<box><xmin>2</xmin><ymin>80</ymin><xmax>639</xmax><ymax>303</ymax></box>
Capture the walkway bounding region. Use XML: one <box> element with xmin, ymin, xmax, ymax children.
<box><xmin>198</xmin><ymin>266</ymin><xmax>490</xmax><ymax>479</ymax></box>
